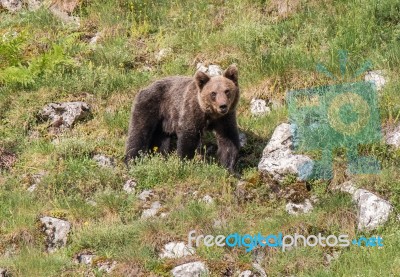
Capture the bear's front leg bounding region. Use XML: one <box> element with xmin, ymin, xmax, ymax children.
<box><xmin>213</xmin><ymin>114</ymin><xmax>240</xmax><ymax>172</ymax></box>
<box><xmin>177</xmin><ymin>131</ymin><xmax>201</xmax><ymax>160</ymax></box>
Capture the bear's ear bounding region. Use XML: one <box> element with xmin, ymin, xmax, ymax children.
<box><xmin>195</xmin><ymin>71</ymin><xmax>210</xmax><ymax>90</ymax></box>
<box><xmin>224</xmin><ymin>64</ymin><xmax>238</xmax><ymax>86</ymax></box>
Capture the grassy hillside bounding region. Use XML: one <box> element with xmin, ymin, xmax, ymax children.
<box><xmin>1</xmin><ymin>0</ymin><xmax>400</xmax><ymax>276</ymax></box>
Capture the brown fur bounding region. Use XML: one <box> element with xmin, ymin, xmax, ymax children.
<box><xmin>125</xmin><ymin>65</ymin><xmax>240</xmax><ymax>172</ymax></box>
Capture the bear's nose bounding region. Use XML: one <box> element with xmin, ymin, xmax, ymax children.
<box><xmin>219</xmin><ymin>104</ymin><xmax>228</xmax><ymax>113</ymax></box>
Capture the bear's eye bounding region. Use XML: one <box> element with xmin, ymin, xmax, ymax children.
<box><xmin>211</xmin><ymin>92</ymin><xmax>217</xmax><ymax>100</ymax></box>
<box><xmin>225</xmin><ymin>90</ymin><xmax>230</xmax><ymax>97</ymax></box>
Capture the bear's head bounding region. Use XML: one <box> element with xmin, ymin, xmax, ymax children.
<box><xmin>195</xmin><ymin>64</ymin><xmax>239</xmax><ymax>117</ymax></box>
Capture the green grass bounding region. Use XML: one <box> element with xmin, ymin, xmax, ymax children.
<box><xmin>1</xmin><ymin>0</ymin><xmax>400</xmax><ymax>276</ymax></box>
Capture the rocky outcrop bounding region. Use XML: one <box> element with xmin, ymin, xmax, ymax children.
<box><xmin>258</xmin><ymin>123</ymin><xmax>313</xmax><ymax>182</ymax></box>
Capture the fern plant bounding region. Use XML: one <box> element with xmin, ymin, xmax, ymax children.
<box><xmin>0</xmin><ymin>32</ymin><xmax>80</xmax><ymax>87</ymax></box>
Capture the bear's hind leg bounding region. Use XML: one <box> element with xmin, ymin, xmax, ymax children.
<box><xmin>125</xmin><ymin>112</ymin><xmax>159</xmax><ymax>164</ymax></box>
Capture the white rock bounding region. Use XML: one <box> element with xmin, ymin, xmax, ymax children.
<box><xmin>239</xmin><ymin>132</ymin><xmax>247</xmax><ymax>148</ymax></box>
<box><xmin>196</xmin><ymin>63</ymin><xmax>208</xmax><ymax>73</ymax></box>
<box><xmin>141</xmin><ymin>201</ymin><xmax>161</xmax><ymax>219</ymax></box>
<box><xmin>208</xmin><ymin>64</ymin><xmax>223</xmax><ymax>76</ymax></box>
<box><xmin>38</xmin><ymin>102</ymin><xmax>90</xmax><ymax>129</ymax></box>
<box><xmin>250</xmin><ymin>98</ymin><xmax>271</xmax><ymax>116</ymax></box>
<box><xmin>171</xmin><ymin>261</ymin><xmax>209</xmax><ymax>277</ymax></box>
<box><xmin>352</xmin><ymin>189</ymin><xmax>392</xmax><ymax>231</ymax></box>
<box><xmin>196</xmin><ymin>63</ymin><xmax>223</xmax><ymax>77</ymax></box>
<box><xmin>93</xmin><ymin>154</ymin><xmax>114</xmax><ymax>168</ymax></box>
<box><xmin>286</xmin><ymin>199</ymin><xmax>313</xmax><ymax>215</ymax></box>
<box><xmin>137</xmin><ymin>189</ymin><xmax>154</xmax><ymax>201</ymax></box>
<box><xmin>201</xmin><ymin>195</ymin><xmax>214</xmax><ymax>204</ymax></box>
<box><xmin>40</xmin><ymin>216</ymin><xmax>71</xmax><ymax>253</ymax></box>
<box><xmin>385</xmin><ymin>124</ymin><xmax>400</xmax><ymax>149</ymax></box>
<box><xmin>159</xmin><ymin>242</ymin><xmax>195</xmax><ymax>259</ymax></box>
<box><xmin>0</xmin><ymin>0</ymin><xmax>22</xmax><ymax>12</ymax></box>
<box><xmin>365</xmin><ymin>70</ymin><xmax>387</xmax><ymax>91</ymax></box>
<box><xmin>123</xmin><ymin>179</ymin><xmax>137</xmax><ymax>194</ymax></box>
<box><xmin>77</xmin><ymin>254</ymin><xmax>95</xmax><ymax>265</ymax></box>
<box><xmin>258</xmin><ymin>123</ymin><xmax>314</xmax><ymax>182</ymax></box>
<box><xmin>239</xmin><ymin>270</ymin><xmax>254</xmax><ymax>277</ymax></box>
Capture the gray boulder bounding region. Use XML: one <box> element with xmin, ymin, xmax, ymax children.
<box><xmin>196</xmin><ymin>63</ymin><xmax>223</xmax><ymax>77</ymax></box>
<box><xmin>171</xmin><ymin>261</ymin><xmax>209</xmax><ymax>277</ymax></box>
<box><xmin>39</xmin><ymin>102</ymin><xmax>90</xmax><ymax>129</ymax></box>
<box><xmin>339</xmin><ymin>181</ymin><xmax>393</xmax><ymax>231</ymax></box>
<box><xmin>159</xmin><ymin>242</ymin><xmax>195</xmax><ymax>259</ymax></box>
<box><xmin>353</xmin><ymin>189</ymin><xmax>392</xmax><ymax>231</ymax></box>
<box><xmin>258</xmin><ymin>123</ymin><xmax>313</xmax><ymax>182</ymax></box>
<box><xmin>141</xmin><ymin>201</ymin><xmax>161</xmax><ymax>219</ymax></box>
<box><xmin>0</xmin><ymin>0</ymin><xmax>22</xmax><ymax>12</ymax></box>
<box><xmin>93</xmin><ymin>154</ymin><xmax>114</xmax><ymax>168</ymax></box>
<box><xmin>40</xmin><ymin>216</ymin><xmax>71</xmax><ymax>253</ymax></box>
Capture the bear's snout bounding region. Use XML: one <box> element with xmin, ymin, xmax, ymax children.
<box><xmin>219</xmin><ymin>104</ymin><xmax>228</xmax><ymax>114</ymax></box>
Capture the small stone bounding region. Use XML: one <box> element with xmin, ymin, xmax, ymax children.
<box><xmin>365</xmin><ymin>70</ymin><xmax>387</xmax><ymax>91</ymax></box>
<box><xmin>93</xmin><ymin>154</ymin><xmax>114</xmax><ymax>168</ymax></box>
<box><xmin>141</xmin><ymin>201</ymin><xmax>161</xmax><ymax>219</ymax></box>
<box><xmin>171</xmin><ymin>261</ymin><xmax>208</xmax><ymax>277</ymax></box>
<box><xmin>385</xmin><ymin>124</ymin><xmax>400</xmax><ymax>149</ymax></box>
<box><xmin>239</xmin><ymin>270</ymin><xmax>254</xmax><ymax>277</ymax></box>
<box><xmin>77</xmin><ymin>254</ymin><xmax>95</xmax><ymax>265</ymax></box>
<box><xmin>286</xmin><ymin>199</ymin><xmax>313</xmax><ymax>215</ymax></box>
<box><xmin>123</xmin><ymin>179</ymin><xmax>137</xmax><ymax>194</ymax></box>
<box><xmin>159</xmin><ymin>242</ymin><xmax>195</xmax><ymax>259</ymax></box>
<box><xmin>201</xmin><ymin>195</ymin><xmax>214</xmax><ymax>204</ymax></box>
<box><xmin>40</xmin><ymin>216</ymin><xmax>71</xmax><ymax>253</ymax></box>
<box><xmin>137</xmin><ymin>189</ymin><xmax>154</xmax><ymax>201</ymax></box>
<box><xmin>239</xmin><ymin>132</ymin><xmax>247</xmax><ymax>148</ymax></box>
<box><xmin>250</xmin><ymin>98</ymin><xmax>271</xmax><ymax>116</ymax></box>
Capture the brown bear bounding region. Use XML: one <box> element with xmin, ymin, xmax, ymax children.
<box><xmin>125</xmin><ymin>64</ymin><xmax>240</xmax><ymax>172</ymax></box>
